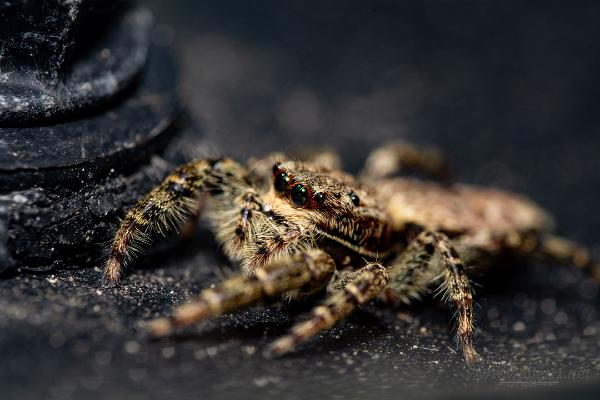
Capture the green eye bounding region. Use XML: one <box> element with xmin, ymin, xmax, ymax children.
<box><xmin>291</xmin><ymin>184</ymin><xmax>308</xmax><ymax>206</ymax></box>
<box><xmin>274</xmin><ymin>172</ymin><xmax>290</xmax><ymax>193</ymax></box>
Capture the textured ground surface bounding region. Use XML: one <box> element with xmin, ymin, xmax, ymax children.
<box><xmin>2</xmin><ymin>1</ymin><xmax>600</xmax><ymax>399</ymax></box>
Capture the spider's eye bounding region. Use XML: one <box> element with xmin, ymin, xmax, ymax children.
<box><xmin>274</xmin><ymin>172</ymin><xmax>290</xmax><ymax>193</ymax></box>
<box><xmin>314</xmin><ymin>192</ymin><xmax>325</xmax><ymax>205</ymax></box>
<box><xmin>350</xmin><ymin>192</ymin><xmax>360</xmax><ymax>206</ymax></box>
<box><xmin>291</xmin><ymin>184</ymin><xmax>308</xmax><ymax>206</ymax></box>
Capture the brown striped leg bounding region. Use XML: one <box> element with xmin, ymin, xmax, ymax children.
<box><xmin>537</xmin><ymin>234</ymin><xmax>600</xmax><ymax>282</ymax></box>
<box><xmin>266</xmin><ymin>263</ymin><xmax>389</xmax><ymax>356</ymax></box>
<box><xmin>485</xmin><ymin>231</ymin><xmax>600</xmax><ymax>282</ymax></box>
<box><xmin>386</xmin><ymin>230</ymin><xmax>439</xmax><ymax>303</ymax></box>
<box><xmin>229</xmin><ymin>189</ymin><xmax>263</xmax><ymax>249</ymax></box>
<box><xmin>360</xmin><ymin>140</ymin><xmax>450</xmax><ymax>181</ymax></box>
<box><xmin>104</xmin><ymin>158</ymin><xmax>249</xmax><ymax>284</ymax></box>
<box><xmin>147</xmin><ymin>249</ymin><xmax>335</xmax><ymax>337</ymax></box>
<box><xmin>431</xmin><ymin>231</ymin><xmax>479</xmax><ymax>366</ymax></box>
<box><xmin>388</xmin><ymin>230</ymin><xmax>480</xmax><ymax>366</ymax></box>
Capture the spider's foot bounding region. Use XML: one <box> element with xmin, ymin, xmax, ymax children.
<box><xmin>147</xmin><ymin>317</ymin><xmax>175</xmax><ymax>338</ymax></box>
<box><xmin>463</xmin><ymin>346</ymin><xmax>482</xmax><ymax>368</ymax></box>
<box><xmin>264</xmin><ymin>336</ymin><xmax>297</xmax><ymax>358</ymax></box>
<box><xmin>147</xmin><ymin>302</ymin><xmax>210</xmax><ymax>337</ymax></box>
<box><xmin>104</xmin><ymin>257</ymin><xmax>122</xmax><ymax>285</ymax></box>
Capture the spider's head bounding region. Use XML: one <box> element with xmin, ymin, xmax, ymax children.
<box><xmin>269</xmin><ymin>161</ymin><xmax>391</xmax><ymax>257</ymax></box>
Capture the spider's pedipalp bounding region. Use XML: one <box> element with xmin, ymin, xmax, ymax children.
<box><xmin>229</xmin><ymin>189</ymin><xmax>263</xmax><ymax>249</ymax></box>
<box><xmin>104</xmin><ymin>157</ymin><xmax>248</xmax><ymax>283</ymax></box>
<box><xmin>266</xmin><ymin>262</ymin><xmax>388</xmax><ymax>357</ymax></box>
<box><xmin>148</xmin><ymin>249</ymin><xmax>336</xmax><ymax>337</ymax></box>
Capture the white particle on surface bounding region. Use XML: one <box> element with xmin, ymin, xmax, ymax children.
<box><xmin>583</xmin><ymin>326</ymin><xmax>597</xmax><ymax>336</ymax></box>
<box><xmin>161</xmin><ymin>347</ymin><xmax>176</xmax><ymax>359</ymax></box>
<box><xmin>95</xmin><ymin>351</ymin><xmax>112</xmax><ymax>365</ymax></box>
<box><xmin>540</xmin><ymin>298</ymin><xmax>557</xmax><ymax>315</ymax></box>
<box><xmin>512</xmin><ymin>321</ymin><xmax>526</xmax><ymax>332</ymax></box>
<box><xmin>12</xmin><ymin>194</ymin><xmax>28</xmax><ymax>204</ymax></box>
<box><xmin>78</xmin><ymin>82</ymin><xmax>92</xmax><ymax>92</ymax></box>
<box><xmin>553</xmin><ymin>311</ymin><xmax>568</xmax><ymax>325</ymax></box>
<box><xmin>206</xmin><ymin>346</ymin><xmax>218</xmax><ymax>356</ymax></box>
<box><xmin>241</xmin><ymin>345</ymin><xmax>256</xmax><ymax>355</ymax></box>
<box><xmin>128</xmin><ymin>368</ymin><xmax>147</xmax><ymax>381</ymax></box>
<box><xmin>124</xmin><ymin>340</ymin><xmax>141</xmax><ymax>354</ymax></box>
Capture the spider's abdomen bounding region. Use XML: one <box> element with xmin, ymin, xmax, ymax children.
<box><xmin>378</xmin><ymin>177</ymin><xmax>553</xmax><ymax>236</ymax></box>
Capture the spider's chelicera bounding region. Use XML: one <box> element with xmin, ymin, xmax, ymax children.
<box><xmin>104</xmin><ymin>141</ymin><xmax>599</xmax><ymax>366</ymax></box>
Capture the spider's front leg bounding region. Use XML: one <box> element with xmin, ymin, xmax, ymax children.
<box><xmin>388</xmin><ymin>230</ymin><xmax>480</xmax><ymax>366</ymax></box>
<box><xmin>147</xmin><ymin>249</ymin><xmax>335</xmax><ymax>336</ymax></box>
<box><xmin>266</xmin><ymin>263</ymin><xmax>389</xmax><ymax>356</ymax></box>
<box><xmin>104</xmin><ymin>157</ymin><xmax>249</xmax><ymax>283</ymax></box>
<box><xmin>360</xmin><ymin>140</ymin><xmax>450</xmax><ymax>181</ymax></box>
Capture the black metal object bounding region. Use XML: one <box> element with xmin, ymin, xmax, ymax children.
<box><xmin>0</xmin><ymin>1</ymin><xmax>151</xmax><ymax>123</ymax></box>
<box><xmin>0</xmin><ymin>1</ymin><xmax>190</xmax><ymax>273</ymax></box>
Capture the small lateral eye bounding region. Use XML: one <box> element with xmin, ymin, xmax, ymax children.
<box><xmin>291</xmin><ymin>184</ymin><xmax>308</xmax><ymax>206</ymax></box>
<box><xmin>274</xmin><ymin>171</ymin><xmax>290</xmax><ymax>193</ymax></box>
<box><xmin>314</xmin><ymin>192</ymin><xmax>325</xmax><ymax>204</ymax></box>
<box><xmin>272</xmin><ymin>162</ymin><xmax>282</xmax><ymax>174</ymax></box>
<box><xmin>350</xmin><ymin>192</ymin><xmax>360</xmax><ymax>206</ymax></box>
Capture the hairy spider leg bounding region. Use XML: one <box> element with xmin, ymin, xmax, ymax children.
<box><xmin>471</xmin><ymin>230</ymin><xmax>600</xmax><ymax>284</ymax></box>
<box><xmin>360</xmin><ymin>140</ymin><xmax>450</xmax><ymax>181</ymax></box>
<box><xmin>266</xmin><ymin>263</ymin><xmax>389</xmax><ymax>356</ymax></box>
<box><xmin>147</xmin><ymin>249</ymin><xmax>335</xmax><ymax>336</ymax></box>
<box><xmin>537</xmin><ymin>234</ymin><xmax>600</xmax><ymax>282</ymax></box>
<box><xmin>388</xmin><ymin>230</ymin><xmax>480</xmax><ymax>367</ymax></box>
<box><xmin>104</xmin><ymin>158</ymin><xmax>250</xmax><ymax>283</ymax></box>
<box><xmin>386</xmin><ymin>230</ymin><xmax>441</xmax><ymax>303</ymax></box>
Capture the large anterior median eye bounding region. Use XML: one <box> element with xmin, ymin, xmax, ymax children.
<box><xmin>274</xmin><ymin>171</ymin><xmax>290</xmax><ymax>193</ymax></box>
<box><xmin>291</xmin><ymin>184</ymin><xmax>308</xmax><ymax>206</ymax></box>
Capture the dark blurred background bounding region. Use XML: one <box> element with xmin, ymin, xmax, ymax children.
<box><xmin>2</xmin><ymin>1</ymin><xmax>600</xmax><ymax>399</ymax></box>
<box><xmin>150</xmin><ymin>0</ymin><xmax>600</xmax><ymax>240</ymax></box>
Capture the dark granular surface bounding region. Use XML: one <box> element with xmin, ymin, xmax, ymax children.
<box><xmin>1</xmin><ymin>1</ymin><xmax>600</xmax><ymax>399</ymax></box>
<box><xmin>1</xmin><ymin>235</ymin><xmax>599</xmax><ymax>399</ymax></box>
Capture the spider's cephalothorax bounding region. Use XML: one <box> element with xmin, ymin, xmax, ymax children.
<box><xmin>104</xmin><ymin>141</ymin><xmax>599</xmax><ymax>367</ymax></box>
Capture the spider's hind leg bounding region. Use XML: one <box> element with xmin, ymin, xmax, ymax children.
<box><xmin>537</xmin><ymin>233</ymin><xmax>600</xmax><ymax>282</ymax></box>
<box><xmin>266</xmin><ymin>263</ymin><xmax>389</xmax><ymax>356</ymax></box>
<box><xmin>148</xmin><ymin>249</ymin><xmax>335</xmax><ymax>337</ymax></box>
<box><xmin>104</xmin><ymin>158</ymin><xmax>248</xmax><ymax>283</ymax></box>
<box><xmin>360</xmin><ymin>140</ymin><xmax>450</xmax><ymax>181</ymax></box>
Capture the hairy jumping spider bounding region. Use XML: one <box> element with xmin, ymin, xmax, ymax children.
<box><xmin>105</xmin><ymin>141</ymin><xmax>598</xmax><ymax>366</ymax></box>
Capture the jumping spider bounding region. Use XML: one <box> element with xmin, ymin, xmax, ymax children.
<box><xmin>105</xmin><ymin>141</ymin><xmax>598</xmax><ymax>366</ymax></box>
